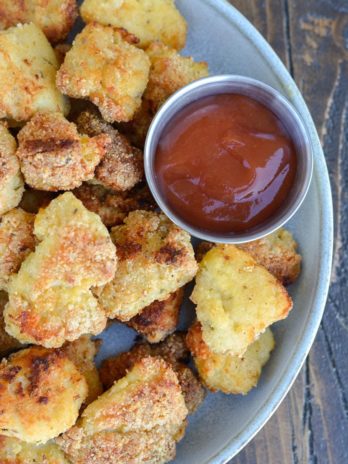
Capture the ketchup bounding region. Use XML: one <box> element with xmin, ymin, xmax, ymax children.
<box><xmin>155</xmin><ymin>94</ymin><xmax>297</xmax><ymax>234</ymax></box>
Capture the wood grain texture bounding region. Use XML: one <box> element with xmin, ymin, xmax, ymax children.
<box><xmin>227</xmin><ymin>1</ymin><xmax>348</xmax><ymax>463</ymax></box>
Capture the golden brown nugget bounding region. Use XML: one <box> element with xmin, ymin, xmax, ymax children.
<box><xmin>63</xmin><ymin>335</ymin><xmax>103</xmax><ymax>405</ymax></box>
<box><xmin>98</xmin><ymin>210</ymin><xmax>197</xmax><ymax>321</ymax></box>
<box><xmin>54</xmin><ymin>43</ymin><xmax>72</xmax><ymax>65</ymax></box>
<box><xmin>4</xmin><ymin>193</ymin><xmax>117</xmax><ymax>348</ymax></box>
<box><xmin>80</xmin><ymin>0</ymin><xmax>187</xmax><ymax>50</ymax></box>
<box><xmin>0</xmin><ymin>0</ymin><xmax>78</xmax><ymax>43</ymax></box>
<box><xmin>0</xmin><ymin>292</ymin><xmax>23</xmax><ymax>358</ymax></box>
<box><xmin>73</xmin><ymin>182</ymin><xmax>155</xmax><ymax>227</ymax></box>
<box><xmin>0</xmin><ymin>23</ymin><xmax>69</xmax><ymax>123</ymax></box>
<box><xmin>0</xmin><ymin>124</ymin><xmax>24</xmax><ymax>215</ymax></box>
<box><xmin>19</xmin><ymin>188</ymin><xmax>56</xmax><ymax>214</ymax></box>
<box><xmin>16</xmin><ymin>112</ymin><xmax>110</xmax><ymax>191</ymax></box>
<box><xmin>99</xmin><ymin>333</ymin><xmax>205</xmax><ymax>414</ymax></box>
<box><xmin>57</xmin><ymin>357</ymin><xmax>188</xmax><ymax>464</ymax></box>
<box><xmin>56</xmin><ymin>24</ymin><xmax>150</xmax><ymax>123</ymax></box>
<box><xmin>0</xmin><ymin>209</ymin><xmax>35</xmax><ymax>291</ymax></box>
<box><xmin>118</xmin><ymin>99</ymin><xmax>154</xmax><ymax>149</ymax></box>
<box><xmin>0</xmin><ymin>435</ymin><xmax>70</xmax><ymax>464</ymax></box>
<box><xmin>0</xmin><ymin>346</ymin><xmax>88</xmax><ymax>443</ymax></box>
<box><xmin>75</xmin><ymin>109</ymin><xmax>143</xmax><ymax>191</ymax></box>
<box><xmin>239</xmin><ymin>228</ymin><xmax>302</xmax><ymax>285</ymax></box>
<box><xmin>191</xmin><ymin>245</ymin><xmax>292</xmax><ymax>356</ymax></box>
<box><xmin>127</xmin><ymin>288</ymin><xmax>184</xmax><ymax>343</ymax></box>
<box><xmin>145</xmin><ymin>42</ymin><xmax>209</xmax><ymax>111</ymax></box>
<box><xmin>187</xmin><ymin>322</ymin><xmax>275</xmax><ymax>395</ymax></box>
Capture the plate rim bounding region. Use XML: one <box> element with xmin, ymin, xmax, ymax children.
<box><xmin>196</xmin><ymin>1</ymin><xmax>334</xmax><ymax>462</ymax></box>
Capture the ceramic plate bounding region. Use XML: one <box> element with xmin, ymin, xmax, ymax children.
<box><xmin>91</xmin><ymin>1</ymin><xmax>334</xmax><ymax>462</ymax></box>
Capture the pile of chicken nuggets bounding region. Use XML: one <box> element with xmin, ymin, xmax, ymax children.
<box><xmin>0</xmin><ymin>1</ymin><xmax>302</xmax><ymax>463</ymax></box>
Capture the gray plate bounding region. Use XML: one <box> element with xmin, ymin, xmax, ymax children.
<box><xmin>87</xmin><ymin>1</ymin><xmax>334</xmax><ymax>462</ymax></box>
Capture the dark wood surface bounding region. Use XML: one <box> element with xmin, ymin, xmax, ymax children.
<box><xmin>226</xmin><ymin>1</ymin><xmax>347</xmax><ymax>463</ymax></box>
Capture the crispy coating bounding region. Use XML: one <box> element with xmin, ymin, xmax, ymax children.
<box><xmin>0</xmin><ymin>23</ymin><xmax>69</xmax><ymax>123</ymax></box>
<box><xmin>187</xmin><ymin>322</ymin><xmax>275</xmax><ymax>395</ymax></box>
<box><xmin>195</xmin><ymin>241</ymin><xmax>214</xmax><ymax>263</ymax></box>
<box><xmin>0</xmin><ymin>208</ymin><xmax>35</xmax><ymax>291</ymax></box>
<box><xmin>99</xmin><ymin>333</ymin><xmax>205</xmax><ymax>414</ymax></box>
<box><xmin>19</xmin><ymin>188</ymin><xmax>56</xmax><ymax>214</ymax></box>
<box><xmin>0</xmin><ymin>346</ymin><xmax>88</xmax><ymax>443</ymax></box>
<box><xmin>57</xmin><ymin>357</ymin><xmax>188</xmax><ymax>464</ymax></box>
<box><xmin>56</xmin><ymin>24</ymin><xmax>150</xmax><ymax>123</ymax></box>
<box><xmin>73</xmin><ymin>182</ymin><xmax>155</xmax><ymax>227</ymax></box>
<box><xmin>80</xmin><ymin>0</ymin><xmax>187</xmax><ymax>50</ymax></box>
<box><xmin>75</xmin><ymin>109</ymin><xmax>143</xmax><ymax>191</ymax></box>
<box><xmin>127</xmin><ymin>288</ymin><xmax>184</xmax><ymax>343</ymax></box>
<box><xmin>118</xmin><ymin>99</ymin><xmax>154</xmax><ymax>149</ymax></box>
<box><xmin>54</xmin><ymin>43</ymin><xmax>72</xmax><ymax>65</ymax></box>
<box><xmin>63</xmin><ymin>335</ymin><xmax>103</xmax><ymax>405</ymax></box>
<box><xmin>0</xmin><ymin>0</ymin><xmax>78</xmax><ymax>43</ymax></box>
<box><xmin>0</xmin><ymin>124</ymin><xmax>24</xmax><ymax>215</ymax></box>
<box><xmin>191</xmin><ymin>245</ymin><xmax>292</xmax><ymax>356</ymax></box>
<box><xmin>0</xmin><ymin>435</ymin><xmax>70</xmax><ymax>464</ymax></box>
<box><xmin>0</xmin><ymin>292</ymin><xmax>23</xmax><ymax>358</ymax></box>
<box><xmin>145</xmin><ymin>42</ymin><xmax>209</xmax><ymax>111</ymax></box>
<box><xmin>4</xmin><ymin>193</ymin><xmax>117</xmax><ymax>348</ymax></box>
<box><xmin>98</xmin><ymin>210</ymin><xmax>198</xmax><ymax>321</ymax></box>
<box><xmin>16</xmin><ymin>112</ymin><xmax>110</xmax><ymax>191</ymax></box>
<box><xmin>239</xmin><ymin>228</ymin><xmax>302</xmax><ymax>285</ymax></box>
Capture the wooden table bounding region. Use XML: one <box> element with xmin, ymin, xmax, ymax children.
<box><xmin>226</xmin><ymin>1</ymin><xmax>347</xmax><ymax>463</ymax></box>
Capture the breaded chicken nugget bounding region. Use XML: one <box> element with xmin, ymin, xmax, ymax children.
<box><xmin>16</xmin><ymin>112</ymin><xmax>110</xmax><ymax>191</ymax></box>
<box><xmin>80</xmin><ymin>0</ymin><xmax>187</xmax><ymax>50</ymax></box>
<box><xmin>4</xmin><ymin>193</ymin><xmax>117</xmax><ymax>348</ymax></box>
<box><xmin>118</xmin><ymin>99</ymin><xmax>154</xmax><ymax>149</ymax></box>
<box><xmin>56</xmin><ymin>24</ymin><xmax>150</xmax><ymax>123</ymax></box>
<box><xmin>145</xmin><ymin>42</ymin><xmax>209</xmax><ymax>111</ymax></box>
<box><xmin>19</xmin><ymin>188</ymin><xmax>56</xmax><ymax>214</ymax></box>
<box><xmin>187</xmin><ymin>322</ymin><xmax>275</xmax><ymax>395</ymax></box>
<box><xmin>0</xmin><ymin>346</ymin><xmax>88</xmax><ymax>443</ymax></box>
<box><xmin>127</xmin><ymin>288</ymin><xmax>184</xmax><ymax>343</ymax></box>
<box><xmin>239</xmin><ymin>228</ymin><xmax>302</xmax><ymax>285</ymax></box>
<box><xmin>191</xmin><ymin>245</ymin><xmax>292</xmax><ymax>356</ymax></box>
<box><xmin>57</xmin><ymin>357</ymin><xmax>188</xmax><ymax>464</ymax></box>
<box><xmin>0</xmin><ymin>23</ymin><xmax>69</xmax><ymax>123</ymax></box>
<box><xmin>0</xmin><ymin>0</ymin><xmax>78</xmax><ymax>43</ymax></box>
<box><xmin>0</xmin><ymin>292</ymin><xmax>23</xmax><ymax>357</ymax></box>
<box><xmin>99</xmin><ymin>333</ymin><xmax>205</xmax><ymax>414</ymax></box>
<box><xmin>0</xmin><ymin>209</ymin><xmax>35</xmax><ymax>291</ymax></box>
<box><xmin>0</xmin><ymin>435</ymin><xmax>70</xmax><ymax>464</ymax></box>
<box><xmin>98</xmin><ymin>210</ymin><xmax>197</xmax><ymax>321</ymax></box>
<box><xmin>75</xmin><ymin>109</ymin><xmax>143</xmax><ymax>191</ymax></box>
<box><xmin>73</xmin><ymin>182</ymin><xmax>155</xmax><ymax>227</ymax></box>
<box><xmin>63</xmin><ymin>335</ymin><xmax>103</xmax><ymax>405</ymax></box>
<box><xmin>0</xmin><ymin>124</ymin><xmax>24</xmax><ymax>215</ymax></box>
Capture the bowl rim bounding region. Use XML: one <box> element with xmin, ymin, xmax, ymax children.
<box><xmin>144</xmin><ymin>74</ymin><xmax>314</xmax><ymax>244</ymax></box>
<box><xmin>180</xmin><ymin>1</ymin><xmax>333</xmax><ymax>463</ymax></box>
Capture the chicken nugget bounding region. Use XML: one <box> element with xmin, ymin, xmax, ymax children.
<box><xmin>0</xmin><ymin>0</ymin><xmax>78</xmax><ymax>43</ymax></box>
<box><xmin>16</xmin><ymin>112</ymin><xmax>110</xmax><ymax>191</ymax></box>
<box><xmin>98</xmin><ymin>210</ymin><xmax>197</xmax><ymax>321</ymax></box>
<box><xmin>73</xmin><ymin>182</ymin><xmax>155</xmax><ymax>227</ymax></box>
<box><xmin>63</xmin><ymin>335</ymin><xmax>103</xmax><ymax>405</ymax></box>
<box><xmin>0</xmin><ymin>291</ymin><xmax>23</xmax><ymax>358</ymax></box>
<box><xmin>0</xmin><ymin>23</ymin><xmax>69</xmax><ymax>123</ymax></box>
<box><xmin>0</xmin><ymin>208</ymin><xmax>35</xmax><ymax>291</ymax></box>
<box><xmin>57</xmin><ymin>357</ymin><xmax>187</xmax><ymax>464</ymax></box>
<box><xmin>80</xmin><ymin>0</ymin><xmax>187</xmax><ymax>50</ymax></box>
<box><xmin>239</xmin><ymin>228</ymin><xmax>302</xmax><ymax>285</ymax></box>
<box><xmin>4</xmin><ymin>193</ymin><xmax>117</xmax><ymax>348</ymax></box>
<box><xmin>118</xmin><ymin>99</ymin><xmax>154</xmax><ymax>149</ymax></box>
<box><xmin>99</xmin><ymin>333</ymin><xmax>205</xmax><ymax>414</ymax></box>
<box><xmin>0</xmin><ymin>435</ymin><xmax>70</xmax><ymax>464</ymax></box>
<box><xmin>191</xmin><ymin>245</ymin><xmax>292</xmax><ymax>356</ymax></box>
<box><xmin>127</xmin><ymin>288</ymin><xmax>184</xmax><ymax>343</ymax></box>
<box><xmin>145</xmin><ymin>42</ymin><xmax>209</xmax><ymax>111</ymax></box>
<box><xmin>75</xmin><ymin>109</ymin><xmax>143</xmax><ymax>191</ymax></box>
<box><xmin>187</xmin><ymin>322</ymin><xmax>275</xmax><ymax>395</ymax></box>
<box><xmin>0</xmin><ymin>346</ymin><xmax>88</xmax><ymax>443</ymax></box>
<box><xmin>0</xmin><ymin>124</ymin><xmax>24</xmax><ymax>215</ymax></box>
<box><xmin>56</xmin><ymin>24</ymin><xmax>150</xmax><ymax>123</ymax></box>
<box><xmin>19</xmin><ymin>188</ymin><xmax>56</xmax><ymax>214</ymax></box>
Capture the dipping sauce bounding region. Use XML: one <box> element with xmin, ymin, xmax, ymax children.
<box><xmin>155</xmin><ymin>94</ymin><xmax>297</xmax><ymax>233</ymax></box>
